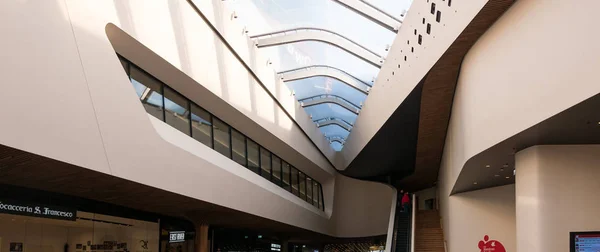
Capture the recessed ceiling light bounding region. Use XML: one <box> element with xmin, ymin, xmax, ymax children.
<box><xmin>500</xmin><ymin>168</ymin><xmax>504</xmax><ymax>172</ymax></box>
<box><xmin>503</xmin><ymin>164</ymin><xmax>509</xmax><ymax>168</ymax></box>
<box><xmin>473</xmin><ymin>182</ymin><xmax>478</xmax><ymax>185</ymax></box>
<box><xmin>494</xmin><ymin>174</ymin><xmax>500</xmax><ymax>177</ymax></box>
<box><xmin>486</xmin><ymin>165</ymin><xmax>490</xmax><ymax>168</ymax></box>
<box><xmin>505</xmin><ymin>176</ymin><xmax>510</xmax><ymax>179</ymax></box>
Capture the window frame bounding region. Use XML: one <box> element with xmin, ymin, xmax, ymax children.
<box><xmin>119</xmin><ymin>55</ymin><xmax>325</xmax><ymax>211</ymax></box>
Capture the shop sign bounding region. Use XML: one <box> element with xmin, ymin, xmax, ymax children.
<box><xmin>0</xmin><ymin>199</ymin><xmax>76</xmax><ymax>221</ymax></box>
<box><xmin>169</xmin><ymin>231</ymin><xmax>185</xmax><ymax>243</ymax></box>
<box><xmin>271</xmin><ymin>244</ymin><xmax>281</xmax><ymax>252</ymax></box>
<box><xmin>478</xmin><ymin>235</ymin><xmax>506</xmax><ymax>252</ymax></box>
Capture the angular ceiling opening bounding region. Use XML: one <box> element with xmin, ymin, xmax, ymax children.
<box><xmin>222</xmin><ymin>0</ymin><xmax>414</xmax><ymax>151</ymax></box>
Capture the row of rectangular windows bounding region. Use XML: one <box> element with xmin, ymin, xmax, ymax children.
<box><xmin>118</xmin><ymin>56</ymin><xmax>325</xmax><ymax>211</ymax></box>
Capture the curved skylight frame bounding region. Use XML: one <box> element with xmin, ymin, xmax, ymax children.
<box><xmin>226</xmin><ymin>0</ymin><xmax>413</xmax><ymax>151</ymax></box>
<box><xmin>314</xmin><ymin>117</ymin><xmax>353</xmax><ymax>132</ymax></box>
<box><xmin>299</xmin><ymin>94</ymin><xmax>361</xmax><ymax>115</ymax></box>
<box><xmin>332</xmin><ymin>0</ymin><xmax>403</xmax><ymax>32</ymax></box>
<box><xmin>250</xmin><ymin>27</ymin><xmax>384</xmax><ymax>67</ymax></box>
<box><xmin>327</xmin><ymin>135</ymin><xmax>347</xmax><ymax>144</ymax></box>
<box><xmin>279</xmin><ymin>65</ymin><xmax>372</xmax><ymax>94</ymax></box>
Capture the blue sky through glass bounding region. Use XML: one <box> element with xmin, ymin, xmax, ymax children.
<box><xmin>223</xmin><ymin>0</ymin><xmax>413</xmax><ymax>150</ymax></box>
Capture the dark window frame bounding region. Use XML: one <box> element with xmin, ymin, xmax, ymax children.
<box><xmin>118</xmin><ymin>55</ymin><xmax>324</xmax><ymax>211</ymax></box>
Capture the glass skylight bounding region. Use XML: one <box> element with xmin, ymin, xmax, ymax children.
<box><xmin>222</xmin><ymin>0</ymin><xmax>413</xmax><ymax>151</ymax></box>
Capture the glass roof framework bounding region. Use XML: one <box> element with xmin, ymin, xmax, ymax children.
<box><xmin>224</xmin><ymin>0</ymin><xmax>414</xmax><ymax>151</ymax></box>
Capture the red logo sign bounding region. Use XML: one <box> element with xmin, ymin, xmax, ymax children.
<box><xmin>478</xmin><ymin>235</ymin><xmax>506</xmax><ymax>252</ymax></box>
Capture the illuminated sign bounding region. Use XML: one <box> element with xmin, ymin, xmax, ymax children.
<box><xmin>0</xmin><ymin>199</ymin><xmax>76</xmax><ymax>221</ymax></box>
<box><xmin>271</xmin><ymin>244</ymin><xmax>281</xmax><ymax>251</ymax></box>
<box><xmin>169</xmin><ymin>231</ymin><xmax>185</xmax><ymax>243</ymax></box>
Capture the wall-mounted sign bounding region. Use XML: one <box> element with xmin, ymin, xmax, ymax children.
<box><xmin>478</xmin><ymin>235</ymin><xmax>506</xmax><ymax>252</ymax></box>
<box><xmin>0</xmin><ymin>199</ymin><xmax>76</xmax><ymax>221</ymax></box>
<box><xmin>270</xmin><ymin>244</ymin><xmax>281</xmax><ymax>252</ymax></box>
<box><xmin>169</xmin><ymin>231</ymin><xmax>185</xmax><ymax>243</ymax></box>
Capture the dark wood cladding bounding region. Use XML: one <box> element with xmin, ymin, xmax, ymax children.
<box><xmin>400</xmin><ymin>0</ymin><xmax>514</xmax><ymax>191</ymax></box>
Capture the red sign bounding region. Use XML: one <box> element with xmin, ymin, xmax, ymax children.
<box><xmin>478</xmin><ymin>235</ymin><xmax>506</xmax><ymax>252</ymax></box>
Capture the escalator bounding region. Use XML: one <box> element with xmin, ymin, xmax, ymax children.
<box><xmin>392</xmin><ymin>195</ymin><xmax>412</xmax><ymax>252</ymax></box>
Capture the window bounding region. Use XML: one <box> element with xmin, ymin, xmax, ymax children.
<box><xmin>306</xmin><ymin>177</ymin><xmax>313</xmax><ymax>204</ymax></box>
<box><xmin>318</xmin><ymin>184</ymin><xmax>323</xmax><ymax>210</ymax></box>
<box><xmin>291</xmin><ymin>168</ymin><xmax>299</xmax><ymax>196</ymax></box>
<box><xmin>164</xmin><ymin>87</ymin><xmax>190</xmax><ymax>135</ymax></box>
<box><xmin>231</xmin><ymin>129</ymin><xmax>246</xmax><ymax>167</ymax></box>
<box><xmin>282</xmin><ymin>161</ymin><xmax>291</xmax><ymax>191</ymax></box>
<box><xmin>130</xmin><ymin>66</ymin><xmax>164</xmax><ymax>121</ymax></box>
<box><xmin>247</xmin><ymin>139</ymin><xmax>260</xmax><ymax>174</ymax></box>
<box><xmin>119</xmin><ymin>57</ymin><xmax>130</xmax><ymax>76</ymax></box>
<box><xmin>272</xmin><ymin>155</ymin><xmax>282</xmax><ymax>186</ymax></box>
<box><xmin>313</xmin><ymin>181</ymin><xmax>320</xmax><ymax>207</ymax></box>
<box><xmin>191</xmin><ymin>104</ymin><xmax>212</xmax><ymax>148</ymax></box>
<box><xmin>431</xmin><ymin>2</ymin><xmax>436</xmax><ymax>14</ymax></box>
<box><xmin>212</xmin><ymin>118</ymin><xmax>231</xmax><ymax>158</ymax></box>
<box><xmin>299</xmin><ymin>172</ymin><xmax>307</xmax><ymax>201</ymax></box>
<box><xmin>436</xmin><ymin>11</ymin><xmax>442</xmax><ymax>23</ymax></box>
<box><xmin>119</xmin><ymin>56</ymin><xmax>325</xmax><ymax>211</ymax></box>
<box><xmin>260</xmin><ymin>147</ymin><xmax>271</xmax><ymax>180</ymax></box>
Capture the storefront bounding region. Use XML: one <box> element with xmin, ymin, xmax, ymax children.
<box><xmin>0</xmin><ymin>186</ymin><xmax>194</xmax><ymax>252</ymax></box>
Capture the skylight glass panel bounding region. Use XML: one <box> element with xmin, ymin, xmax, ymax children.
<box><xmin>304</xmin><ymin>103</ymin><xmax>357</xmax><ymax>125</ymax></box>
<box><xmin>221</xmin><ymin>0</ymin><xmax>414</xmax><ymax>150</ymax></box>
<box><xmin>286</xmin><ymin>77</ymin><xmax>367</xmax><ymax>107</ymax></box>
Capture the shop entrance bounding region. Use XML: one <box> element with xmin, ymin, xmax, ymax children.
<box><xmin>0</xmin><ymin>211</ymin><xmax>159</xmax><ymax>252</ymax></box>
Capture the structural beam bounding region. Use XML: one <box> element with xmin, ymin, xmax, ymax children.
<box><xmin>314</xmin><ymin>117</ymin><xmax>353</xmax><ymax>132</ymax></box>
<box><xmin>279</xmin><ymin>65</ymin><xmax>371</xmax><ymax>94</ymax></box>
<box><xmin>251</xmin><ymin>28</ymin><xmax>383</xmax><ymax>68</ymax></box>
<box><xmin>331</xmin><ymin>0</ymin><xmax>402</xmax><ymax>32</ymax></box>
<box><xmin>299</xmin><ymin>94</ymin><xmax>361</xmax><ymax>115</ymax></box>
<box><xmin>326</xmin><ymin>136</ymin><xmax>346</xmax><ymax>144</ymax></box>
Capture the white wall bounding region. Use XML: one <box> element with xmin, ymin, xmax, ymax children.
<box><xmin>0</xmin><ymin>0</ymin><xmax>393</xmax><ymax>238</ymax></box>
<box><xmin>516</xmin><ymin>145</ymin><xmax>600</xmax><ymax>252</ymax></box>
<box><xmin>438</xmin><ymin>0</ymin><xmax>600</xmax><ymax>250</ymax></box>
<box><xmin>338</xmin><ymin>0</ymin><xmax>490</xmax><ymax>169</ymax></box>
<box><xmin>441</xmin><ymin>185</ymin><xmax>516</xmax><ymax>252</ymax></box>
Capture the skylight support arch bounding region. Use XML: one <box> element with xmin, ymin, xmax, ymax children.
<box><xmin>314</xmin><ymin>117</ymin><xmax>353</xmax><ymax>132</ymax></box>
<box><xmin>331</xmin><ymin>0</ymin><xmax>403</xmax><ymax>32</ymax></box>
<box><xmin>279</xmin><ymin>65</ymin><xmax>371</xmax><ymax>94</ymax></box>
<box><xmin>299</xmin><ymin>94</ymin><xmax>361</xmax><ymax>115</ymax></box>
<box><xmin>251</xmin><ymin>28</ymin><xmax>383</xmax><ymax>68</ymax></box>
<box><xmin>326</xmin><ymin>136</ymin><xmax>346</xmax><ymax>145</ymax></box>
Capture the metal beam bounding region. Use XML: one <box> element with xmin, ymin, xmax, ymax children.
<box><xmin>251</xmin><ymin>28</ymin><xmax>383</xmax><ymax>68</ymax></box>
<box><xmin>279</xmin><ymin>65</ymin><xmax>371</xmax><ymax>94</ymax></box>
<box><xmin>314</xmin><ymin>117</ymin><xmax>353</xmax><ymax>132</ymax></box>
<box><xmin>332</xmin><ymin>0</ymin><xmax>402</xmax><ymax>32</ymax></box>
<box><xmin>326</xmin><ymin>136</ymin><xmax>346</xmax><ymax>144</ymax></box>
<box><xmin>299</xmin><ymin>94</ymin><xmax>361</xmax><ymax>114</ymax></box>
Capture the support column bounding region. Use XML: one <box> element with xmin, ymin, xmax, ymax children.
<box><xmin>195</xmin><ymin>224</ymin><xmax>209</xmax><ymax>252</ymax></box>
